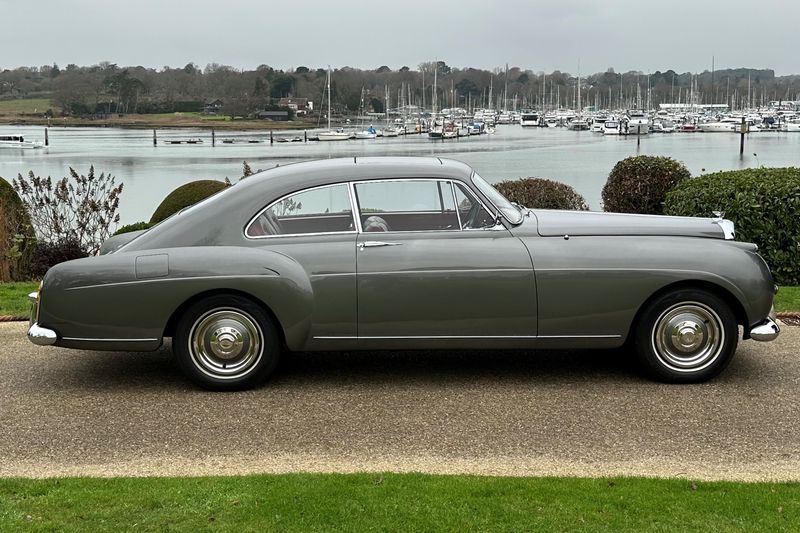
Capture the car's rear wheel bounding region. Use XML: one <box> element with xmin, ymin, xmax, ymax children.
<box><xmin>634</xmin><ymin>289</ymin><xmax>738</xmax><ymax>383</ymax></box>
<box><xmin>173</xmin><ymin>295</ymin><xmax>280</xmax><ymax>390</ymax></box>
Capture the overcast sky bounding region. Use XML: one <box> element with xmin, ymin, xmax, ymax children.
<box><xmin>2</xmin><ymin>0</ymin><xmax>797</xmax><ymax>75</ymax></box>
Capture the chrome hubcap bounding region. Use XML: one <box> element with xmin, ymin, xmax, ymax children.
<box><xmin>652</xmin><ymin>302</ymin><xmax>724</xmax><ymax>372</ymax></box>
<box><xmin>189</xmin><ymin>308</ymin><xmax>263</xmax><ymax>379</ymax></box>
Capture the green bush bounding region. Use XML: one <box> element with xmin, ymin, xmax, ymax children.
<box><xmin>494</xmin><ymin>178</ymin><xmax>589</xmax><ymax>210</ymax></box>
<box><xmin>602</xmin><ymin>156</ymin><xmax>690</xmax><ymax>214</ymax></box>
<box><xmin>150</xmin><ymin>180</ymin><xmax>228</xmax><ymax>224</ymax></box>
<box><xmin>114</xmin><ymin>221</ymin><xmax>153</xmax><ymax>236</ymax></box>
<box><xmin>664</xmin><ymin>167</ymin><xmax>800</xmax><ymax>285</ymax></box>
<box><xmin>0</xmin><ymin>178</ymin><xmax>36</xmax><ymax>281</ymax></box>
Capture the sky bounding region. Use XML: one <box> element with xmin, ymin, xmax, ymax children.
<box><xmin>2</xmin><ymin>0</ymin><xmax>798</xmax><ymax>76</ymax></box>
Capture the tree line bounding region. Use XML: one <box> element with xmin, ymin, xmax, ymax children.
<box><xmin>1</xmin><ymin>61</ymin><xmax>798</xmax><ymax>117</ymax></box>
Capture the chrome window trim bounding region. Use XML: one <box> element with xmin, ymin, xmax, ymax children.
<box><xmin>352</xmin><ymin>177</ymin><xmax>496</xmax><ymax>234</ymax></box>
<box><xmin>470</xmin><ymin>171</ymin><xmax>521</xmax><ymax>225</ymax></box>
<box><xmin>347</xmin><ymin>181</ymin><xmax>363</xmax><ymax>233</ymax></box>
<box><xmin>452</xmin><ymin>180</ymin><xmax>498</xmax><ymax>230</ymax></box>
<box><xmin>449</xmin><ymin>180</ymin><xmax>463</xmax><ymax>229</ymax></box>
<box><xmin>244</xmin><ymin>182</ymin><xmax>358</xmax><ymax>240</ymax></box>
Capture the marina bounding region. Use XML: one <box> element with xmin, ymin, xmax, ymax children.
<box><xmin>2</xmin><ymin>121</ymin><xmax>799</xmax><ymax>227</ymax></box>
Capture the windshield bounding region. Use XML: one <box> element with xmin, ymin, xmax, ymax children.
<box><xmin>471</xmin><ymin>172</ymin><xmax>523</xmax><ymax>224</ymax></box>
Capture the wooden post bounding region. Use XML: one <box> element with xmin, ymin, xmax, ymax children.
<box><xmin>44</xmin><ymin>128</ymin><xmax>49</xmax><ymax>146</ymax></box>
<box><xmin>211</xmin><ymin>128</ymin><xmax>215</xmax><ymax>147</ymax></box>
<box><xmin>153</xmin><ymin>129</ymin><xmax>157</xmax><ymax>146</ymax></box>
<box><xmin>637</xmin><ymin>124</ymin><xmax>641</xmax><ymax>147</ymax></box>
<box><xmin>740</xmin><ymin>117</ymin><xmax>746</xmax><ymax>156</ymax></box>
<box><xmin>304</xmin><ymin>130</ymin><xmax>307</xmax><ymax>143</ymax></box>
<box><xmin>270</xmin><ymin>130</ymin><xmax>274</xmax><ymax>145</ymax></box>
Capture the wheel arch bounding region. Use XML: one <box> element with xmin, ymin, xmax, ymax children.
<box><xmin>625</xmin><ymin>279</ymin><xmax>749</xmax><ymax>343</ymax></box>
<box><xmin>163</xmin><ymin>288</ymin><xmax>287</xmax><ymax>347</ymax></box>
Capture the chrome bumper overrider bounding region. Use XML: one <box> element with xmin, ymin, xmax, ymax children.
<box><xmin>27</xmin><ymin>290</ymin><xmax>57</xmax><ymax>346</ymax></box>
<box><xmin>27</xmin><ymin>323</ymin><xmax>58</xmax><ymax>346</ymax></box>
<box><xmin>749</xmin><ymin>307</ymin><xmax>780</xmax><ymax>342</ymax></box>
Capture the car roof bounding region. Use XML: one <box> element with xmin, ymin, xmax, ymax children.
<box><xmin>239</xmin><ymin>156</ymin><xmax>474</xmax><ymax>192</ymax></box>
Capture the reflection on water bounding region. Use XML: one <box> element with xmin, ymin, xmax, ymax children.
<box><xmin>1</xmin><ymin>125</ymin><xmax>798</xmax><ymax>225</ymax></box>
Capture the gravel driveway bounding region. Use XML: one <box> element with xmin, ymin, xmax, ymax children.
<box><xmin>1</xmin><ymin>321</ymin><xmax>797</xmax><ymax>481</ymax></box>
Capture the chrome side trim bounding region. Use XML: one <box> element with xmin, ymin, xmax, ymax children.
<box><xmin>61</xmin><ymin>337</ymin><xmax>160</xmax><ymax>342</ymax></box>
<box><xmin>27</xmin><ymin>323</ymin><xmax>57</xmax><ymax>346</ymax></box>
<box><xmin>313</xmin><ymin>334</ymin><xmax>621</xmax><ymax>340</ymax></box>
<box><xmin>64</xmin><ymin>273</ymin><xmax>279</xmax><ymax>291</ymax></box>
<box><xmin>357</xmin><ymin>268</ymin><xmax>531</xmax><ymax>275</ymax></box>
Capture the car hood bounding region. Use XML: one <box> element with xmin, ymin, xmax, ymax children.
<box><xmin>514</xmin><ymin>209</ymin><xmax>729</xmax><ymax>239</ymax></box>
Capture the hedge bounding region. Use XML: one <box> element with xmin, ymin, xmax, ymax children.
<box><xmin>602</xmin><ymin>156</ymin><xmax>690</xmax><ymax>214</ymax></box>
<box><xmin>494</xmin><ymin>178</ymin><xmax>589</xmax><ymax>211</ymax></box>
<box><xmin>664</xmin><ymin>167</ymin><xmax>800</xmax><ymax>285</ymax></box>
<box><xmin>0</xmin><ymin>178</ymin><xmax>36</xmax><ymax>281</ymax></box>
<box><xmin>150</xmin><ymin>180</ymin><xmax>228</xmax><ymax>224</ymax></box>
<box><xmin>114</xmin><ymin>221</ymin><xmax>153</xmax><ymax>236</ymax></box>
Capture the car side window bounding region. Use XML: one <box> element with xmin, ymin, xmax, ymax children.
<box><xmin>454</xmin><ymin>183</ymin><xmax>495</xmax><ymax>229</ymax></box>
<box><xmin>354</xmin><ymin>180</ymin><xmax>460</xmax><ymax>232</ymax></box>
<box><xmin>246</xmin><ymin>184</ymin><xmax>355</xmax><ymax>237</ymax></box>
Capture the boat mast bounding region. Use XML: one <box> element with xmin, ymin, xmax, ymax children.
<box><xmin>504</xmin><ymin>63</ymin><xmax>508</xmax><ymax>112</ymax></box>
<box><xmin>577</xmin><ymin>60</ymin><xmax>581</xmax><ymax>116</ymax></box>
<box><xmin>327</xmin><ymin>65</ymin><xmax>332</xmax><ymax>130</ymax></box>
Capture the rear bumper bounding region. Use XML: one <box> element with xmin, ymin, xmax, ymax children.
<box><xmin>27</xmin><ymin>290</ymin><xmax>58</xmax><ymax>346</ymax></box>
<box><xmin>27</xmin><ymin>323</ymin><xmax>58</xmax><ymax>346</ymax></box>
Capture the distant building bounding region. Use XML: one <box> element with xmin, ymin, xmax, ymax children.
<box><xmin>203</xmin><ymin>99</ymin><xmax>224</xmax><ymax>114</ymax></box>
<box><xmin>256</xmin><ymin>110</ymin><xmax>289</xmax><ymax>121</ymax></box>
<box><xmin>278</xmin><ymin>98</ymin><xmax>313</xmax><ymax>115</ymax></box>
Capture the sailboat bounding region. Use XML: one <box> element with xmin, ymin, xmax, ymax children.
<box><xmin>318</xmin><ymin>66</ymin><xmax>350</xmax><ymax>141</ymax></box>
<box><xmin>567</xmin><ymin>65</ymin><xmax>589</xmax><ymax>131</ymax></box>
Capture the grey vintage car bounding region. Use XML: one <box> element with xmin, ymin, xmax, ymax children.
<box><xmin>28</xmin><ymin>157</ymin><xmax>779</xmax><ymax>390</ymax></box>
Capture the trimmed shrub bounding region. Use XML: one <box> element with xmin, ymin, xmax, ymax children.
<box><xmin>664</xmin><ymin>167</ymin><xmax>800</xmax><ymax>285</ymax></box>
<box><xmin>602</xmin><ymin>156</ymin><xmax>690</xmax><ymax>214</ymax></box>
<box><xmin>114</xmin><ymin>221</ymin><xmax>153</xmax><ymax>236</ymax></box>
<box><xmin>0</xmin><ymin>178</ymin><xmax>36</xmax><ymax>281</ymax></box>
<box><xmin>150</xmin><ymin>180</ymin><xmax>228</xmax><ymax>224</ymax></box>
<box><xmin>27</xmin><ymin>238</ymin><xmax>88</xmax><ymax>280</ymax></box>
<box><xmin>495</xmin><ymin>178</ymin><xmax>589</xmax><ymax>210</ymax></box>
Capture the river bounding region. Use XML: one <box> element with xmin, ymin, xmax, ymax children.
<box><xmin>1</xmin><ymin>124</ymin><xmax>798</xmax><ymax>226</ymax></box>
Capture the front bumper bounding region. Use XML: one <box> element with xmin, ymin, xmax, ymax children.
<box><xmin>27</xmin><ymin>290</ymin><xmax>57</xmax><ymax>346</ymax></box>
<box><xmin>749</xmin><ymin>307</ymin><xmax>780</xmax><ymax>342</ymax></box>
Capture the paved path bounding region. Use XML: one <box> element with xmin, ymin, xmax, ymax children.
<box><xmin>1</xmin><ymin>322</ymin><xmax>798</xmax><ymax>481</ymax></box>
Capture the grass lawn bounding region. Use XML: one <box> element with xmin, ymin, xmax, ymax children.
<box><xmin>0</xmin><ymin>98</ymin><xmax>52</xmax><ymax>114</ymax></box>
<box><xmin>775</xmin><ymin>286</ymin><xmax>800</xmax><ymax>314</ymax></box>
<box><xmin>0</xmin><ymin>281</ymin><xmax>37</xmax><ymax>316</ymax></box>
<box><xmin>0</xmin><ymin>473</ymin><xmax>797</xmax><ymax>531</ymax></box>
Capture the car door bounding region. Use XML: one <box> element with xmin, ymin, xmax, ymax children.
<box><xmin>353</xmin><ymin>178</ymin><xmax>536</xmax><ymax>345</ymax></box>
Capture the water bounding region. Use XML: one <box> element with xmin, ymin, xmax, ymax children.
<box><xmin>1</xmin><ymin>124</ymin><xmax>799</xmax><ymax>226</ymax></box>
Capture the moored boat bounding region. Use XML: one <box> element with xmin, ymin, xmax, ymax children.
<box><xmin>0</xmin><ymin>135</ymin><xmax>43</xmax><ymax>149</ymax></box>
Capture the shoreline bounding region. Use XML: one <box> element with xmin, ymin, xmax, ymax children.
<box><xmin>0</xmin><ymin>115</ymin><xmax>320</xmax><ymax>131</ymax></box>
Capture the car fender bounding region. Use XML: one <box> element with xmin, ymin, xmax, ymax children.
<box><xmin>39</xmin><ymin>246</ymin><xmax>313</xmax><ymax>350</ymax></box>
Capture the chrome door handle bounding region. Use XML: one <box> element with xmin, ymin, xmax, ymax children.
<box><xmin>358</xmin><ymin>241</ymin><xmax>403</xmax><ymax>250</ymax></box>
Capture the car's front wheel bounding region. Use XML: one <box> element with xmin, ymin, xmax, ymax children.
<box><xmin>634</xmin><ymin>289</ymin><xmax>738</xmax><ymax>383</ymax></box>
<box><xmin>173</xmin><ymin>295</ymin><xmax>280</xmax><ymax>390</ymax></box>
